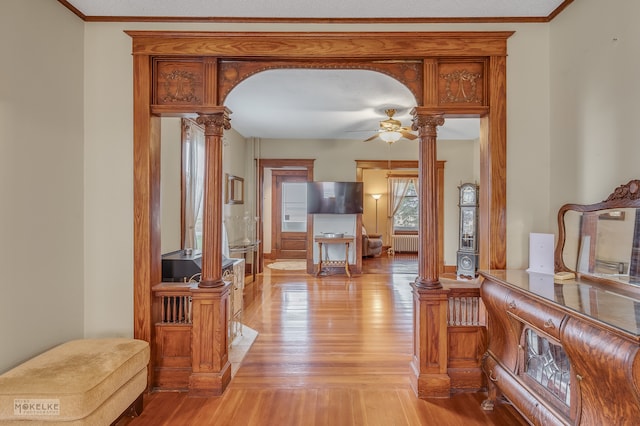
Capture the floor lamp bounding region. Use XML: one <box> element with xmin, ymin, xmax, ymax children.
<box><xmin>371</xmin><ymin>194</ymin><xmax>382</xmax><ymax>233</ymax></box>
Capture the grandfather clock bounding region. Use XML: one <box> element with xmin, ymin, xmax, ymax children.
<box><xmin>456</xmin><ymin>183</ymin><xmax>479</xmax><ymax>279</ymax></box>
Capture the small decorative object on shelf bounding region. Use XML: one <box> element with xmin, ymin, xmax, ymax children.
<box><xmin>457</xmin><ymin>182</ymin><xmax>479</xmax><ymax>279</ymax></box>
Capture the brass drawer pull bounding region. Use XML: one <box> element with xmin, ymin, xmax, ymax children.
<box><xmin>508</xmin><ymin>300</ymin><xmax>517</xmax><ymax>310</ymax></box>
<box><xmin>489</xmin><ymin>370</ymin><xmax>498</xmax><ymax>382</ymax></box>
<box><xmin>543</xmin><ymin>319</ymin><xmax>555</xmax><ymax>329</ymax></box>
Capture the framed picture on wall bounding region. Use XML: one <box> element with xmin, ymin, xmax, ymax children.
<box><xmin>225</xmin><ymin>174</ymin><xmax>244</xmax><ymax>204</ymax></box>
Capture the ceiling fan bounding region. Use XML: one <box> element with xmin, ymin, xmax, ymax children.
<box><xmin>363</xmin><ymin>109</ymin><xmax>417</xmax><ymax>144</ymax></box>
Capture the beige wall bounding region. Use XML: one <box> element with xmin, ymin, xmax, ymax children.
<box><xmin>7</xmin><ymin>0</ymin><xmax>639</xmax><ymax>370</ymax></box>
<box><xmin>0</xmin><ymin>0</ymin><xmax>85</xmax><ymax>371</ymax></box>
<box><xmin>549</xmin><ymin>0</ymin><xmax>640</xmax><ymax>209</ymax></box>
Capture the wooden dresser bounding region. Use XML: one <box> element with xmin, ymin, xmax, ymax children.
<box><xmin>480</xmin><ymin>269</ymin><xmax>640</xmax><ymax>425</ymax></box>
<box><xmin>479</xmin><ymin>179</ymin><xmax>640</xmax><ymax>425</ymax></box>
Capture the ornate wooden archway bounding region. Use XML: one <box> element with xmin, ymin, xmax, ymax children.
<box><xmin>128</xmin><ymin>30</ymin><xmax>512</xmax><ymax>396</ymax></box>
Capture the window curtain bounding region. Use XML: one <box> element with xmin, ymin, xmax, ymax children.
<box><xmin>182</xmin><ymin>119</ymin><xmax>205</xmax><ymax>250</ymax></box>
<box><xmin>387</xmin><ymin>176</ymin><xmax>419</xmax><ymax>236</ymax></box>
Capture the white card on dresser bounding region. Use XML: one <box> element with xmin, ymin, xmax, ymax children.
<box><xmin>526</xmin><ymin>232</ymin><xmax>555</xmax><ymax>275</ymax></box>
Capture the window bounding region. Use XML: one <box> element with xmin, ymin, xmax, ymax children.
<box><xmin>182</xmin><ymin>119</ymin><xmax>205</xmax><ymax>249</ymax></box>
<box><xmin>388</xmin><ymin>176</ymin><xmax>419</xmax><ymax>234</ymax></box>
<box><xmin>281</xmin><ymin>182</ymin><xmax>307</xmax><ymax>232</ymax></box>
<box><xmin>392</xmin><ymin>180</ymin><xmax>419</xmax><ymax>232</ymax></box>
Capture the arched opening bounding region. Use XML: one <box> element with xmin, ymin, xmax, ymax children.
<box><xmin>223</xmin><ymin>68</ymin><xmax>422</xmax><ymax>274</ymax></box>
<box><xmin>130</xmin><ymin>30</ymin><xmax>511</xmax><ymax>396</ymax></box>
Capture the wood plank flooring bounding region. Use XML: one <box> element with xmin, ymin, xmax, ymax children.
<box><xmin>121</xmin><ymin>255</ymin><xmax>525</xmax><ymax>425</ymax></box>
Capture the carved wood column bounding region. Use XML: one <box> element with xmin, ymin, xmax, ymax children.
<box><xmin>189</xmin><ymin>107</ymin><xmax>232</xmax><ymax>396</ymax></box>
<box><xmin>411</xmin><ymin>108</ymin><xmax>444</xmax><ymax>289</ymax></box>
<box><xmin>196</xmin><ymin>108</ymin><xmax>231</xmax><ymax>288</ymax></box>
<box><xmin>410</xmin><ymin>108</ymin><xmax>450</xmax><ymax>398</ymax></box>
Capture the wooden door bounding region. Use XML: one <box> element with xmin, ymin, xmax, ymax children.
<box><xmin>273</xmin><ymin>171</ymin><xmax>308</xmax><ymax>259</ymax></box>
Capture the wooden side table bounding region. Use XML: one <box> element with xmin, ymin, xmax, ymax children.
<box><xmin>314</xmin><ymin>235</ymin><xmax>354</xmax><ymax>278</ymax></box>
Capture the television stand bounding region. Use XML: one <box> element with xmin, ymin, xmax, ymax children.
<box><xmin>314</xmin><ymin>235</ymin><xmax>353</xmax><ymax>278</ymax></box>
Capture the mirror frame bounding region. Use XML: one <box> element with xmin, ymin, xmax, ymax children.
<box><xmin>555</xmin><ymin>179</ymin><xmax>640</xmax><ymax>276</ymax></box>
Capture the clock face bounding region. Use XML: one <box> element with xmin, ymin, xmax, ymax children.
<box><xmin>461</xmin><ymin>186</ymin><xmax>476</xmax><ymax>204</ymax></box>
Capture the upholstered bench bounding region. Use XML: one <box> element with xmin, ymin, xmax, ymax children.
<box><xmin>0</xmin><ymin>338</ymin><xmax>149</xmax><ymax>425</ymax></box>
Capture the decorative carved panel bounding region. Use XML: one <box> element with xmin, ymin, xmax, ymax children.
<box><xmin>155</xmin><ymin>60</ymin><xmax>204</xmax><ymax>105</ymax></box>
<box><xmin>438</xmin><ymin>61</ymin><xmax>485</xmax><ymax>105</ymax></box>
<box><xmin>218</xmin><ymin>60</ymin><xmax>423</xmax><ymax>104</ymax></box>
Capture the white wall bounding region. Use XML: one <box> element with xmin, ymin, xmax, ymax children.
<box><xmin>0</xmin><ymin>0</ymin><xmax>85</xmax><ymax>371</ymax></box>
<box><xmin>550</xmin><ymin>0</ymin><xmax>640</xmax><ymax>209</ymax></box>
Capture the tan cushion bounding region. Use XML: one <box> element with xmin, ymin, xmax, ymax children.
<box><xmin>0</xmin><ymin>338</ymin><xmax>149</xmax><ymax>423</ymax></box>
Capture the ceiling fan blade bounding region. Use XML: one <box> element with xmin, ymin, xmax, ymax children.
<box><xmin>401</xmin><ymin>130</ymin><xmax>418</xmax><ymax>140</ymax></box>
<box><xmin>363</xmin><ymin>133</ymin><xmax>380</xmax><ymax>142</ymax></box>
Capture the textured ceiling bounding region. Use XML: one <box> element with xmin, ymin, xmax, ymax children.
<box><xmin>61</xmin><ymin>0</ymin><xmax>570</xmax><ymax>141</ymax></box>
<box><xmin>224</xmin><ymin>69</ymin><xmax>480</xmax><ymax>141</ymax></box>
<box><xmin>64</xmin><ymin>0</ymin><xmax>567</xmax><ymax>19</ymax></box>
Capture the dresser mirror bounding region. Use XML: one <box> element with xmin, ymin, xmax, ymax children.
<box><xmin>555</xmin><ymin>179</ymin><xmax>640</xmax><ymax>287</ymax></box>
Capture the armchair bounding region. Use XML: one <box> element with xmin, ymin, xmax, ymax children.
<box><xmin>362</xmin><ymin>227</ymin><xmax>383</xmax><ymax>257</ymax></box>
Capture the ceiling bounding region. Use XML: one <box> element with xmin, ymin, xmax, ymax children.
<box><xmin>61</xmin><ymin>0</ymin><xmax>572</xmax><ymax>141</ymax></box>
<box><xmin>62</xmin><ymin>1</ymin><xmax>569</xmax><ymax>21</ymax></box>
<box><xmin>224</xmin><ymin>69</ymin><xmax>481</xmax><ymax>141</ymax></box>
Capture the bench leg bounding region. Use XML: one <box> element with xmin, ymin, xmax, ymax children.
<box><xmin>111</xmin><ymin>393</ymin><xmax>144</xmax><ymax>425</ymax></box>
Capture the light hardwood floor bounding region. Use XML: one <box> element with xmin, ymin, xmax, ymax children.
<box><xmin>121</xmin><ymin>255</ymin><xmax>525</xmax><ymax>425</ymax></box>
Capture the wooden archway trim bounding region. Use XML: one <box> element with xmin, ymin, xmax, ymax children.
<box><xmin>129</xmin><ymin>30</ymin><xmax>511</xmax><ymax>390</ymax></box>
<box><xmin>218</xmin><ymin>60</ymin><xmax>424</xmax><ymax>106</ymax></box>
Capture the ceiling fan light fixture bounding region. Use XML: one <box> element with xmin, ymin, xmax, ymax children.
<box><xmin>379</xmin><ymin>131</ymin><xmax>402</xmax><ymax>144</ymax></box>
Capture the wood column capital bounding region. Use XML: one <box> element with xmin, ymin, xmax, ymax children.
<box><xmin>411</xmin><ymin>111</ymin><xmax>445</xmax><ymax>137</ymax></box>
<box><xmin>195</xmin><ymin>108</ymin><xmax>231</xmax><ymax>136</ymax></box>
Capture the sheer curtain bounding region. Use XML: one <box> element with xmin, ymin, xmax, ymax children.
<box><xmin>182</xmin><ymin>119</ymin><xmax>205</xmax><ymax>250</ymax></box>
<box><xmin>387</xmin><ymin>176</ymin><xmax>418</xmax><ymax>237</ymax></box>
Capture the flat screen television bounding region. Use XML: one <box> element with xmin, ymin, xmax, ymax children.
<box><xmin>307</xmin><ymin>181</ymin><xmax>363</xmax><ymax>214</ymax></box>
